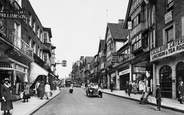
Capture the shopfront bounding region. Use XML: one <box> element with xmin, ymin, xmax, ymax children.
<box><xmin>100</xmin><ymin>68</ymin><xmax>107</xmax><ymax>89</ymax></box>
<box><xmin>119</xmin><ymin>69</ymin><xmax>130</xmax><ymax>90</ymax></box>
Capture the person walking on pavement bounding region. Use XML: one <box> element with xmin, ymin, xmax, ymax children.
<box><xmin>177</xmin><ymin>81</ymin><xmax>184</xmax><ymax>104</ymax></box>
<box><xmin>128</xmin><ymin>81</ymin><xmax>132</xmax><ymax>97</ymax></box>
<box><xmin>1</xmin><ymin>78</ymin><xmax>13</xmax><ymax>115</ymax></box>
<box><xmin>45</xmin><ymin>82</ymin><xmax>51</xmax><ymax>100</ymax></box>
<box><xmin>35</xmin><ymin>81</ymin><xmax>40</xmax><ymax>97</ymax></box>
<box><xmin>38</xmin><ymin>81</ymin><xmax>45</xmax><ymax>100</ymax></box>
<box><xmin>155</xmin><ymin>83</ymin><xmax>162</xmax><ymax>111</ymax></box>
<box><xmin>22</xmin><ymin>82</ymin><xmax>30</xmax><ymax>103</ymax></box>
<box><xmin>110</xmin><ymin>81</ymin><xmax>114</xmax><ymax>92</ymax></box>
<box><xmin>125</xmin><ymin>81</ymin><xmax>129</xmax><ymax>94</ymax></box>
<box><xmin>132</xmin><ymin>81</ymin><xmax>138</xmax><ymax>95</ymax></box>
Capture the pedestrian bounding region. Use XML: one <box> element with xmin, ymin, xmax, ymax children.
<box><xmin>35</xmin><ymin>81</ymin><xmax>40</xmax><ymax>97</ymax></box>
<box><xmin>128</xmin><ymin>81</ymin><xmax>132</xmax><ymax>97</ymax></box>
<box><xmin>125</xmin><ymin>81</ymin><xmax>129</xmax><ymax>94</ymax></box>
<box><xmin>1</xmin><ymin>78</ymin><xmax>13</xmax><ymax>115</ymax></box>
<box><xmin>110</xmin><ymin>81</ymin><xmax>114</xmax><ymax>92</ymax></box>
<box><xmin>177</xmin><ymin>81</ymin><xmax>184</xmax><ymax>104</ymax></box>
<box><xmin>22</xmin><ymin>82</ymin><xmax>30</xmax><ymax>102</ymax></box>
<box><xmin>38</xmin><ymin>81</ymin><xmax>45</xmax><ymax>99</ymax></box>
<box><xmin>155</xmin><ymin>83</ymin><xmax>162</xmax><ymax>111</ymax></box>
<box><xmin>132</xmin><ymin>81</ymin><xmax>138</xmax><ymax>95</ymax></box>
<box><xmin>45</xmin><ymin>82</ymin><xmax>51</xmax><ymax>100</ymax></box>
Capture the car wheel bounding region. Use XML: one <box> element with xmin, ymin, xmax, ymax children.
<box><xmin>99</xmin><ymin>92</ymin><xmax>102</xmax><ymax>98</ymax></box>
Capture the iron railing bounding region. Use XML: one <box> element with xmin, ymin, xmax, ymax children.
<box><xmin>0</xmin><ymin>24</ymin><xmax>33</xmax><ymax>59</ymax></box>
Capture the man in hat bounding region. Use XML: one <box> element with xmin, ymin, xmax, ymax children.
<box><xmin>1</xmin><ymin>78</ymin><xmax>13</xmax><ymax>115</ymax></box>
<box><xmin>155</xmin><ymin>83</ymin><xmax>162</xmax><ymax>111</ymax></box>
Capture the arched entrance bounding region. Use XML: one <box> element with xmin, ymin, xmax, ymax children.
<box><xmin>159</xmin><ymin>65</ymin><xmax>172</xmax><ymax>98</ymax></box>
<box><xmin>176</xmin><ymin>62</ymin><xmax>184</xmax><ymax>98</ymax></box>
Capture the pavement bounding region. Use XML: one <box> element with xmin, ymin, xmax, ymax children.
<box><xmin>102</xmin><ymin>89</ymin><xmax>184</xmax><ymax>113</ymax></box>
<box><xmin>0</xmin><ymin>88</ymin><xmax>61</xmax><ymax>115</ymax></box>
<box><xmin>1</xmin><ymin>88</ymin><xmax>183</xmax><ymax>115</ymax></box>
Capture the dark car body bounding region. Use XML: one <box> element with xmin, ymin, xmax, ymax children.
<box><xmin>86</xmin><ymin>84</ymin><xmax>103</xmax><ymax>98</ymax></box>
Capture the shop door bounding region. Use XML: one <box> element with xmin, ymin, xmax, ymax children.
<box><xmin>120</xmin><ymin>74</ymin><xmax>129</xmax><ymax>90</ymax></box>
<box><xmin>160</xmin><ymin>65</ymin><xmax>172</xmax><ymax>98</ymax></box>
<box><xmin>176</xmin><ymin>62</ymin><xmax>184</xmax><ymax>98</ymax></box>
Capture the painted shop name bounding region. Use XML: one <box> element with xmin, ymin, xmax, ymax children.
<box><xmin>0</xmin><ymin>12</ymin><xmax>27</xmax><ymax>20</ymax></box>
<box><xmin>150</xmin><ymin>37</ymin><xmax>184</xmax><ymax>62</ymax></box>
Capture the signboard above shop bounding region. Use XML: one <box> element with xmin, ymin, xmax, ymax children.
<box><xmin>0</xmin><ymin>9</ymin><xmax>27</xmax><ymax>20</ymax></box>
<box><xmin>150</xmin><ymin>36</ymin><xmax>184</xmax><ymax>62</ymax></box>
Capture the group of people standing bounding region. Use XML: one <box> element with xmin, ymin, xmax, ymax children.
<box><xmin>35</xmin><ymin>81</ymin><xmax>51</xmax><ymax>100</ymax></box>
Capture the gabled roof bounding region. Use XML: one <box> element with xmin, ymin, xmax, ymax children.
<box><xmin>107</xmin><ymin>23</ymin><xmax>128</xmax><ymax>42</ymax></box>
<box><xmin>85</xmin><ymin>56</ymin><xmax>94</xmax><ymax>64</ymax></box>
<box><xmin>98</xmin><ymin>39</ymin><xmax>105</xmax><ymax>53</ymax></box>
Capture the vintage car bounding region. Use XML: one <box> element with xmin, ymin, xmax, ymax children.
<box><xmin>86</xmin><ymin>83</ymin><xmax>103</xmax><ymax>98</ymax></box>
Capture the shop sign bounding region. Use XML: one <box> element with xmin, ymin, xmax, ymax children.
<box><xmin>150</xmin><ymin>37</ymin><xmax>184</xmax><ymax>62</ymax></box>
<box><xmin>111</xmin><ymin>53</ymin><xmax>118</xmax><ymax>63</ymax></box>
<box><xmin>164</xmin><ymin>11</ymin><xmax>172</xmax><ymax>24</ymax></box>
<box><xmin>0</xmin><ymin>10</ymin><xmax>27</xmax><ymax>20</ymax></box>
<box><xmin>15</xmin><ymin>64</ymin><xmax>25</xmax><ymax>72</ymax></box>
<box><xmin>119</xmin><ymin>69</ymin><xmax>130</xmax><ymax>75</ymax></box>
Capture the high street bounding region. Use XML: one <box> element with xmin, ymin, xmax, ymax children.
<box><xmin>32</xmin><ymin>88</ymin><xmax>182</xmax><ymax>115</ymax></box>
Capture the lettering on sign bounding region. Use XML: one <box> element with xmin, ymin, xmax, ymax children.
<box><xmin>150</xmin><ymin>37</ymin><xmax>184</xmax><ymax>62</ymax></box>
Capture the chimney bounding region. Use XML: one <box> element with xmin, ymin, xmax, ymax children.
<box><xmin>118</xmin><ymin>19</ymin><xmax>124</xmax><ymax>24</ymax></box>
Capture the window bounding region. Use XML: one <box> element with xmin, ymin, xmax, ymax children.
<box><xmin>29</xmin><ymin>13</ymin><xmax>32</xmax><ymax>27</ymax></box>
<box><xmin>29</xmin><ymin>37</ymin><xmax>32</xmax><ymax>47</ymax></box>
<box><xmin>166</xmin><ymin>0</ymin><xmax>173</xmax><ymax>12</ymax></box>
<box><xmin>33</xmin><ymin>21</ymin><xmax>36</xmax><ymax>32</ymax></box>
<box><xmin>44</xmin><ymin>53</ymin><xmax>47</xmax><ymax>62</ymax></box>
<box><xmin>150</xmin><ymin>29</ymin><xmax>155</xmax><ymax>50</ymax></box>
<box><xmin>163</xmin><ymin>24</ymin><xmax>175</xmax><ymax>44</ymax></box>
<box><xmin>132</xmin><ymin>33</ymin><xmax>142</xmax><ymax>51</ymax></box>
<box><xmin>33</xmin><ymin>42</ymin><xmax>36</xmax><ymax>54</ymax></box>
<box><xmin>14</xmin><ymin>23</ymin><xmax>21</xmax><ymax>49</ymax></box>
<box><xmin>37</xmin><ymin>27</ymin><xmax>40</xmax><ymax>39</ymax></box>
<box><xmin>151</xmin><ymin>5</ymin><xmax>156</xmax><ymax>25</ymax></box>
<box><xmin>37</xmin><ymin>46</ymin><xmax>40</xmax><ymax>57</ymax></box>
<box><xmin>43</xmin><ymin>33</ymin><xmax>48</xmax><ymax>43</ymax></box>
<box><xmin>166</xmin><ymin>27</ymin><xmax>173</xmax><ymax>42</ymax></box>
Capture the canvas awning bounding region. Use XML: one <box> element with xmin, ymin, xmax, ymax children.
<box><xmin>29</xmin><ymin>62</ymin><xmax>48</xmax><ymax>84</ymax></box>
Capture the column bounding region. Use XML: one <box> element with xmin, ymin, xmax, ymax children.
<box><xmin>152</xmin><ymin>63</ymin><xmax>156</xmax><ymax>96</ymax></box>
<box><xmin>107</xmin><ymin>74</ymin><xmax>110</xmax><ymax>89</ymax></box>
<box><xmin>172</xmin><ymin>64</ymin><xmax>176</xmax><ymax>99</ymax></box>
<box><xmin>129</xmin><ymin>64</ymin><xmax>132</xmax><ymax>81</ymax></box>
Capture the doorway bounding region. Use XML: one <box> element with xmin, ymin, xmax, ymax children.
<box><xmin>176</xmin><ymin>62</ymin><xmax>184</xmax><ymax>98</ymax></box>
<box><xmin>159</xmin><ymin>65</ymin><xmax>172</xmax><ymax>98</ymax></box>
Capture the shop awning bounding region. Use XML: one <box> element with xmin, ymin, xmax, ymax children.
<box><xmin>29</xmin><ymin>62</ymin><xmax>48</xmax><ymax>84</ymax></box>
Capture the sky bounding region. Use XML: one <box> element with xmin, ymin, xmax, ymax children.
<box><xmin>29</xmin><ymin>0</ymin><xmax>129</xmax><ymax>79</ymax></box>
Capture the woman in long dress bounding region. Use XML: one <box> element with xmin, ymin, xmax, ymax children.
<box><xmin>38</xmin><ymin>81</ymin><xmax>45</xmax><ymax>99</ymax></box>
<box><xmin>1</xmin><ymin>78</ymin><xmax>13</xmax><ymax>115</ymax></box>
